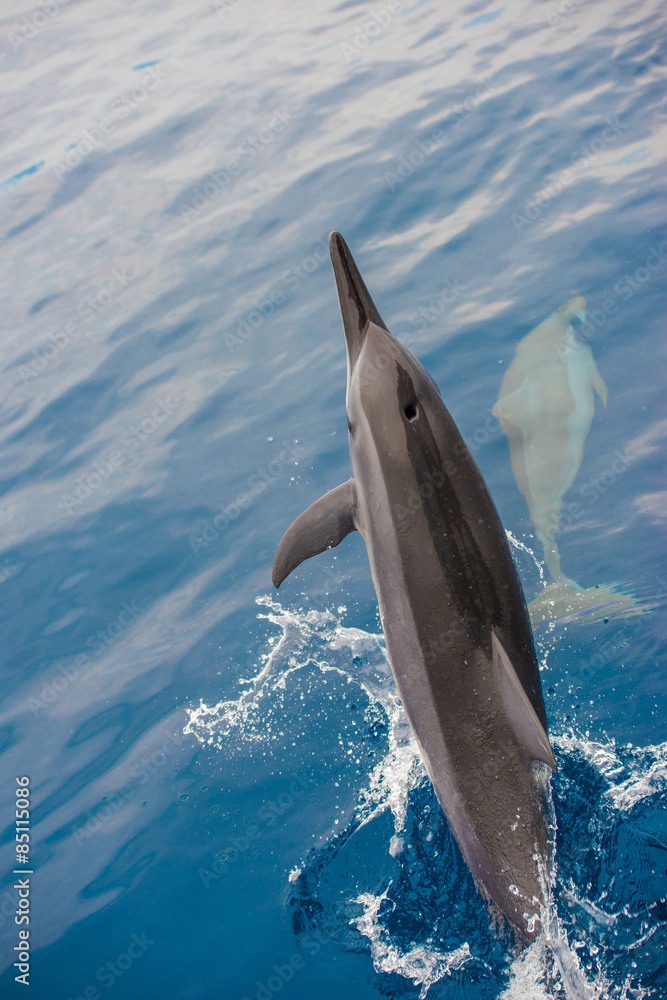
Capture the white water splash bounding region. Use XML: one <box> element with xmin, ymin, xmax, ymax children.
<box><xmin>184</xmin><ymin>596</ymin><xmax>388</xmax><ymax>747</ymax></box>
<box><xmin>354</xmin><ymin>886</ymin><xmax>473</xmax><ymax>999</ymax></box>
<box><xmin>185</xmin><ymin>598</ymin><xmax>661</xmax><ymax>999</ymax></box>
<box><xmin>555</xmin><ymin>732</ymin><xmax>667</xmax><ymax>812</ymax></box>
<box><xmin>505</xmin><ymin>531</ymin><xmax>652</xmax><ymax>629</ymax></box>
<box><xmin>500</xmin><ymin>939</ymin><xmax>554</xmax><ymax>1000</ymax></box>
<box><xmin>506</xmin><ymin>528</ymin><xmax>546</xmax><ymax>585</ymax></box>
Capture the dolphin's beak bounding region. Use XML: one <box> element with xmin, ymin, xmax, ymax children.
<box><xmin>571</xmin><ymin>293</ymin><xmax>586</xmax><ymax>325</ymax></box>
<box><xmin>329</xmin><ymin>232</ymin><xmax>387</xmax><ymax>370</ymax></box>
<box><xmin>558</xmin><ymin>293</ymin><xmax>586</xmax><ymax>325</ymax></box>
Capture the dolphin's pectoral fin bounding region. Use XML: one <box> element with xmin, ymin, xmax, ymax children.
<box><xmin>272</xmin><ymin>480</ymin><xmax>358</xmax><ymax>588</ymax></box>
<box><xmin>491</xmin><ymin>633</ymin><xmax>557</xmax><ymax>770</ymax></box>
<box><xmin>492</xmin><ymin>380</ymin><xmax>532</xmax><ymax>431</ymax></box>
<box><xmin>592</xmin><ymin>366</ymin><xmax>608</xmax><ymax>407</ymax></box>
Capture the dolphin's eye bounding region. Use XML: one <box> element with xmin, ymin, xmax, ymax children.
<box><xmin>347</xmin><ymin>419</ymin><xmax>353</xmax><ymax>434</ymax></box>
<box><xmin>404</xmin><ymin>403</ymin><xmax>418</xmax><ymax>421</ymax></box>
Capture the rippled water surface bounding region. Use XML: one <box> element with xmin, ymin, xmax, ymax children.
<box><xmin>1</xmin><ymin>0</ymin><xmax>666</xmax><ymax>997</ymax></box>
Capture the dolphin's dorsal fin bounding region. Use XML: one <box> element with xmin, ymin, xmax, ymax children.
<box><xmin>492</xmin><ymin>632</ymin><xmax>557</xmax><ymax>770</ymax></box>
<box><xmin>272</xmin><ymin>480</ymin><xmax>357</xmax><ymax>588</ymax></box>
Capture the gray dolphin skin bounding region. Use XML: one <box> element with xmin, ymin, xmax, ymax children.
<box><xmin>273</xmin><ymin>232</ymin><xmax>557</xmax><ymax>942</ymax></box>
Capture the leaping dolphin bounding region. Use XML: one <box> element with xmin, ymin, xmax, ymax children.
<box><xmin>273</xmin><ymin>233</ymin><xmax>556</xmax><ymax>942</ymax></box>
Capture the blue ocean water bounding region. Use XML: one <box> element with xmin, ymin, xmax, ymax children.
<box><xmin>1</xmin><ymin>0</ymin><xmax>666</xmax><ymax>997</ymax></box>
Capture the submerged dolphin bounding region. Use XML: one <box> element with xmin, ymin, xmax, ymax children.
<box><xmin>273</xmin><ymin>233</ymin><xmax>556</xmax><ymax>942</ymax></box>
<box><xmin>493</xmin><ymin>295</ymin><xmax>607</xmax><ymax>586</ymax></box>
<box><xmin>494</xmin><ymin>301</ymin><xmax>648</xmax><ymax>627</ymax></box>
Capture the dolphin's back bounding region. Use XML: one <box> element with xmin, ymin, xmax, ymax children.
<box><xmin>357</xmin><ymin>348</ymin><xmax>546</xmax><ymax>729</ymax></box>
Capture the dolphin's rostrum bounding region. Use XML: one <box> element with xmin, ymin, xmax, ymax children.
<box><xmin>273</xmin><ymin>232</ymin><xmax>556</xmax><ymax>942</ymax></box>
